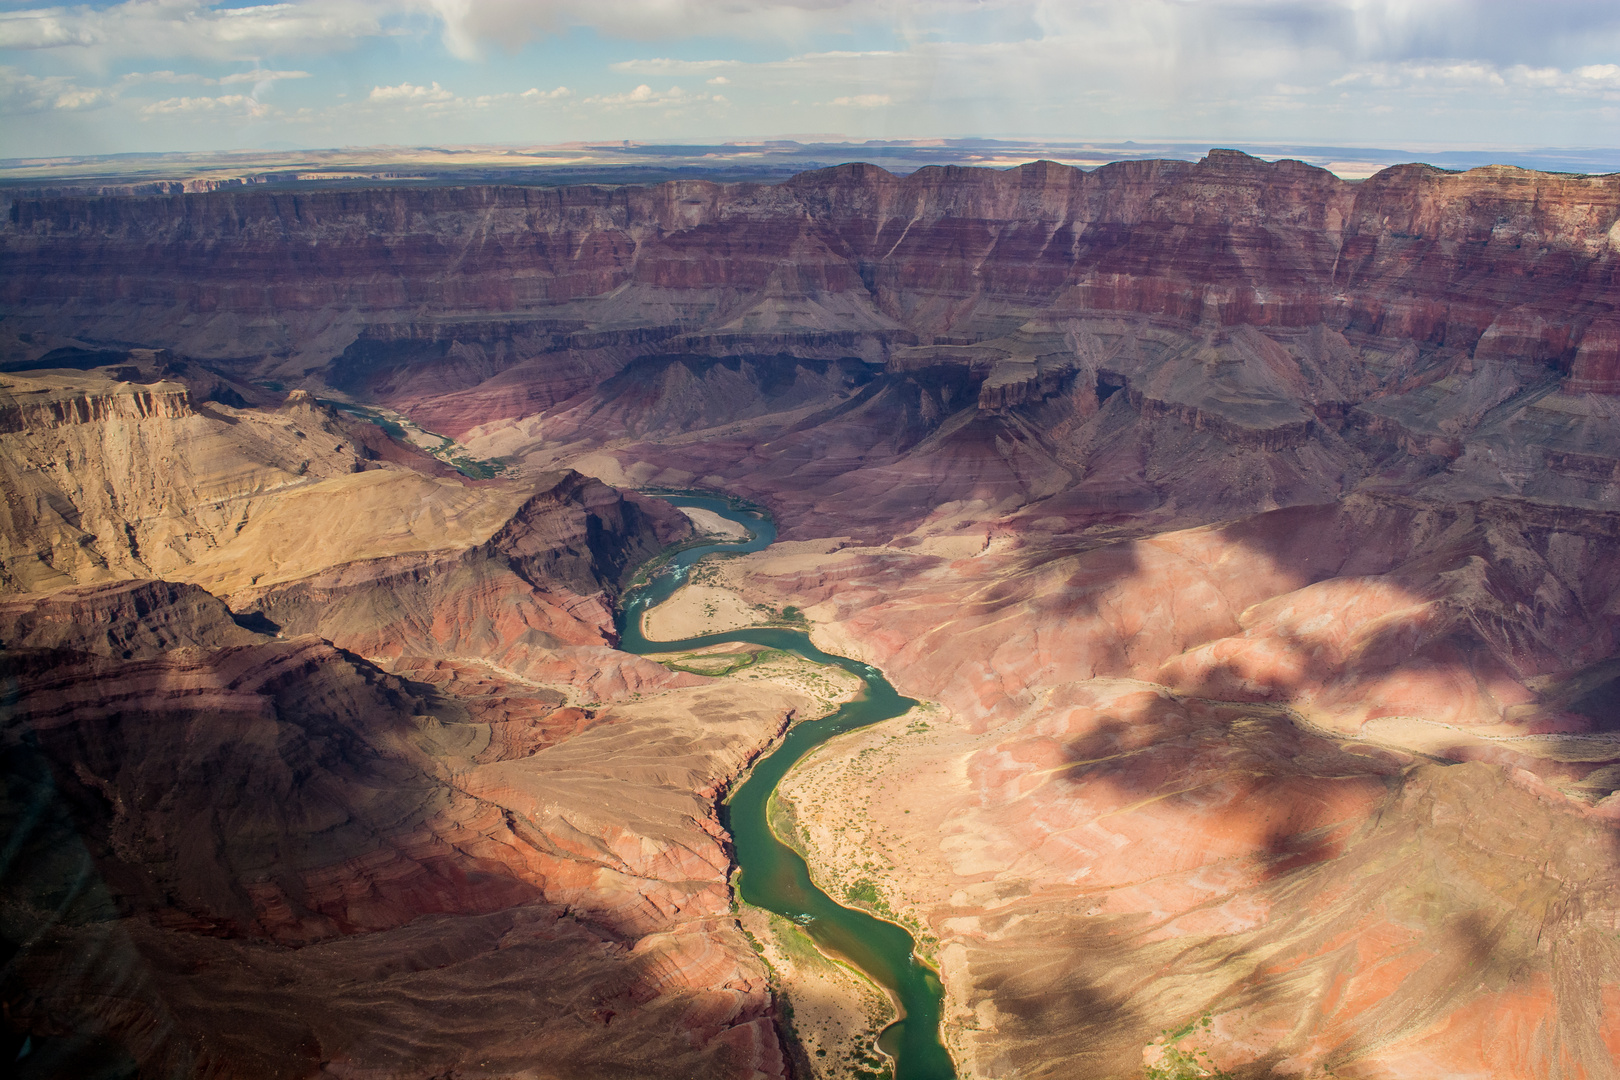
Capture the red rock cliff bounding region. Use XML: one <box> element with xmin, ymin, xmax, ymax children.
<box><xmin>4</xmin><ymin>151</ymin><xmax>1615</xmax><ymax>373</ymax></box>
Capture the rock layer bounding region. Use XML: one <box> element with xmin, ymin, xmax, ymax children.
<box><xmin>4</xmin><ymin>151</ymin><xmax>1616</xmax><ymax>401</ymax></box>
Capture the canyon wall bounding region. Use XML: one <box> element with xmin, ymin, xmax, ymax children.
<box><xmin>3</xmin><ymin>151</ymin><xmax>1619</xmax><ymax>1079</ymax></box>
<box><xmin>3</xmin><ymin>151</ymin><xmax>1616</xmax><ymax>385</ymax></box>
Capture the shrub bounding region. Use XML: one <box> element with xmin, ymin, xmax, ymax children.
<box><xmin>1144</xmin><ymin>1015</ymin><xmax>1234</xmax><ymax>1080</ymax></box>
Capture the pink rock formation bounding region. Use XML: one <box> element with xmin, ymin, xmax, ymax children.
<box><xmin>1569</xmin><ymin>320</ymin><xmax>1620</xmax><ymax>394</ymax></box>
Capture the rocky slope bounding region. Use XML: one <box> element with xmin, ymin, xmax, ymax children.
<box><xmin>2</xmin><ymin>151</ymin><xmax>1619</xmax><ymax>1078</ymax></box>
<box><xmin>727</xmin><ymin>491</ymin><xmax>1620</xmax><ymax>1077</ymax></box>
<box><xmin>0</xmin><ymin>360</ymin><xmax>821</xmax><ymax>1078</ymax></box>
<box><xmin>0</xmin><ymin>592</ymin><xmax>806</xmax><ymax>1078</ymax></box>
<box><xmin>777</xmin><ymin>685</ymin><xmax>1620</xmax><ymax>1078</ymax></box>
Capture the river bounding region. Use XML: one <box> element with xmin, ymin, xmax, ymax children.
<box><xmin>618</xmin><ymin>495</ymin><xmax>956</xmax><ymax>1080</ymax></box>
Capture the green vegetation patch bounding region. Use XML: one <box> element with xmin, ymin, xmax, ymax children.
<box><xmin>1145</xmin><ymin>1014</ymin><xmax>1234</xmax><ymax>1080</ymax></box>
<box><xmin>660</xmin><ymin>648</ymin><xmax>785</xmax><ymax>678</ymax></box>
<box><xmin>323</xmin><ymin>400</ymin><xmax>507</xmax><ymax>478</ymax></box>
<box><xmin>763</xmin><ymin>911</ymin><xmax>835</xmax><ymax>970</ymax></box>
<box><xmin>447</xmin><ymin>454</ymin><xmax>505</xmax><ymax>479</ymax></box>
<box><xmin>767</xmin><ymin>791</ymin><xmax>811</xmax><ymax>859</ymax></box>
<box><xmin>843</xmin><ymin>879</ymin><xmax>881</xmax><ymax>905</ymax></box>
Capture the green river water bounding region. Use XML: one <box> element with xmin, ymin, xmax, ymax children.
<box><xmin>618</xmin><ymin>496</ymin><xmax>956</xmax><ymax>1080</ymax></box>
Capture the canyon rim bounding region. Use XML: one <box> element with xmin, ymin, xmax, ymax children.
<box><xmin>2</xmin><ymin>144</ymin><xmax>1619</xmax><ymax>1080</ymax></box>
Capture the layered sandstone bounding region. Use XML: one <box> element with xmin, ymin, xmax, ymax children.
<box><xmin>0</xmin><ymin>486</ymin><xmax>867</xmax><ymax>1078</ymax></box>
<box><xmin>0</xmin><ymin>368</ymin><xmax>391</xmax><ymax>591</ymax></box>
<box><xmin>1569</xmin><ymin>320</ymin><xmax>1620</xmax><ymax>394</ymax></box>
<box><xmin>3</xmin><ymin>151</ymin><xmax>1615</xmax><ymax>413</ymax></box>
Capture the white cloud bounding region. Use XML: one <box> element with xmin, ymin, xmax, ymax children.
<box><xmin>575</xmin><ymin>82</ymin><xmax>729</xmax><ymax>110</ymax></box>
<box><xmin>0</xmin><ymin>62</ymin><xmax>305</xmax><ymax>118</ymax></box>
<box><xmin>829</xmin><ymin>93</ymin><xmax>890</xmax><ymax>107</ymax></box>
<box><xmin>362</xmin><ymin>80</ymin><xmax>577</xmax><ymax>115</ymax></box>
<box><xmin>1330</xmin><ymin>70</ymin><xmax>1401</xmax><ymax>89</ymax></box>
<box><xmin>422</xmin><ymin>0</ymin><xmax>896</xmax><ymax>59</ymax></box>
<box><xmin>0</xmin><ymin>2</ymin><xmax>394</xmax><ymax>61</ymax></box>
<box><xmin>421</xmin><ymin>0</ymin><xmax>1620</xmax><ymax>75</ymax></box>
<box><xmin>141</xmin><ymin>93</ymin><xmax>267</xmax><ymax>116</ymax></box>
<box><xmin>4</xmin><ymin>0</ymin><xmax>1620</xmax><ymax>154</ymax></box>
<box><xmin>219</xmin><ymin>69</ymin><xmax>312</xmax><ymax>85</ymax></box>
<box><xmin>0</xmin><ymin>9</ymin><xmax>102</xmax><ymax>49</ymax></box>
<box><xmin>118</xmin><ymin>70</ymin><xmax>208</xmax><ymax>86</ymax></box>
<box><xmin>6</xmin><ymin>1</ymin><xmax>1620</xmax><ymax>71</ymax></box>
<box><xmin>0</xmin><ymin>66</ymin><xmax>109</xmax><ymax>112</ymax></box>
<box><xmin>118</xmin><ymin>68</ymin><xmax>311</xmax><ymax>87</ymax></box>
<box><xmin>1407</xmin><ymin>62</ymin><xmax>1506</xmax><ymax>86</ymax></box>
<box><xmin>587</xmin><ymin>83</ymin><xmax>673</xmax><ymax>106</ymax></box>
<box><xmin>369</xmin><ymin>81</ymin><xmax>455</xmax><ymax>103</ymax></box>
<box><xmin>593</xmin><ymin>5</ymin><xmax>1620</xmax><ymax>139</ymax></box>
<box><xmin>1326</xmin><ymin>58</ymin><xmax>1620</xmax><ymax>100</ymax></box>
<box><xmin>611</xmin><ymin>57</ymin><xmax>734</xmax><ymax>75</ymax></box>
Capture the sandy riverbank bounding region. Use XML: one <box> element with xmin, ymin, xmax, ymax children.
<box><xmin>737</xmin><ymin>904</ymin><xmax>897</xmax><ymax>1080</ymax></box>
<box><xmin>643</xmin><ymin>583</ymin><xmax>775</xmax><ymax>640</ymax></box>
<box><xmin>641</xmin><ymin>627</ymin><xmax>916</xmax><ymax>1078</ymax></box>
<box><xmin>770</xmin><ymin>707</ymin><xmax>984</xmax><ymax>1072</ymax></box>
<box><xmin>640</xmin><ymin>534</ymin><xmax>821</xmax><ymax>642</ymax></box>
<box><xmin>680</xmin><ymin>505</ymin><xmax>753</xmax><ymax>541</ymax></box>
<box><xmin>642</xmin><ymin>640</ymin><xmax>864</xmax><ymax>716</ymax></box>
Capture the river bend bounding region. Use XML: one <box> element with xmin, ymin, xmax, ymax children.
<box><xmin>618</xmin><ymin>496</ymin><xmax>955</xmax><ymax>1080</ymax></box>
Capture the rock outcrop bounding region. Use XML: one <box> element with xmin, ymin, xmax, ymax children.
<box><xmin>1569</xmin><ymin>320</ymin><xmax>1620</xmax><ymax>394</ymax></box>
<box><xmin>0</xmin><ymin>358</ymin><xmax>806</xmax><ymax>1078</ymax></box>
<box><xmin>0</xmin><ymin>578</ymin><xmax>261</xmax><ymax>656</ymax></box>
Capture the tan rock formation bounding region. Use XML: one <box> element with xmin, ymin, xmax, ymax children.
<box><xmin>0</xmin><ymin>368</ymin><xmax>379</xmax><ymax>591</ymax></box>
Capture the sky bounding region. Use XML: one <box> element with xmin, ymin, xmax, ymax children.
<box><xmin>2</xmin><ymin>0</ymin><xmax>1619</xmax><ymax>160</ymax></box>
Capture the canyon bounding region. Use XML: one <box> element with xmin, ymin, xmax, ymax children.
<box><xmin>2</xmin><ymin>148</ymin><xmax>1618</xmax><ymax>1079</ymax></box>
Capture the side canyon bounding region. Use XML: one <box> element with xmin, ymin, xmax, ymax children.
<box><xmin>2</xmin><ymin>149</ymin><xmax>1619</xmax><ymax>1079</ymax></box>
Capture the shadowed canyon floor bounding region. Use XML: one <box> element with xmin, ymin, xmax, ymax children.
<box><xmin>2</xmin><ymin>150</ymin><xmax>1619</xmax><ymax>1078</ymax></box>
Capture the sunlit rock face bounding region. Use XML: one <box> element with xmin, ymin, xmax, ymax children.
<box><xmin>2</xmin><ymin>149</ymin><xmax>1619</xmax><ymax>1078</ymax></box>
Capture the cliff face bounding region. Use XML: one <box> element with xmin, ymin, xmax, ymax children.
<box><xmin>4</xmin><ymin>151</ymin><xmax>1615</xmax><ymax>383</ymax></box>
<box><xmin>3</xmin><ymin>153</ymin><xmax>1620</xmax><ymax>1079</ymax></box>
